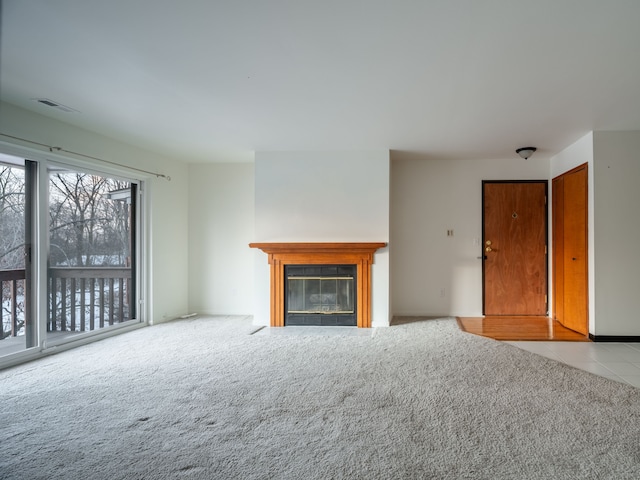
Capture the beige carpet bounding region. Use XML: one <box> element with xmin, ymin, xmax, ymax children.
<box><xmin>1</xmin><ymin>315</ymin><xmax>639</xmax><ymax>479</ymax></box>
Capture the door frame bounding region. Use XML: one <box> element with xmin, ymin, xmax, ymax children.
<box><xmin>481</xmin><ymin>180</ymin><xmax>549</xmax><ymax>315</ymax></box>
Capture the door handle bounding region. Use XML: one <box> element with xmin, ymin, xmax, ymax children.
<box><xmin>485</xmin><ymin>240</ymin><xmax>494</xmax><ymax>252</ymax></box>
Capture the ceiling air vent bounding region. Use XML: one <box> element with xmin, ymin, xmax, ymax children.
<box><xmin>33</xmin><ymin>98</ymin><xmax>79</xmax><ymax>113</ymax></box>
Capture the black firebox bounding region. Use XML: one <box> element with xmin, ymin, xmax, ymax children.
<box><xmin>284</xmin><ymin>264</ymin><xmax>357</xmax><ymax>326</ymax></box>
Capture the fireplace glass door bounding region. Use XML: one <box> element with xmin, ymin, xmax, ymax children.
<box><xmin>285</xmin><ymin>265</ymin><xmax>356</xmax><ymax>326</ymax></box>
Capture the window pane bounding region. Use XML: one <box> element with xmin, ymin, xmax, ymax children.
<box><xmin>0</xmin><ymin>156</ymin><xmax>27</xmax><ymax>355</ymax></box>
<box><xmin>48</xmin><ymin>168</ymin><xmax>137</xmax><ymax>340</ymax></box>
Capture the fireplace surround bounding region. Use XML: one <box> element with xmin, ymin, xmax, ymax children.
<box><xmin>249</xmin><ymin>242</ymin><xmax>386</xmax><ymax>328</ymax></box>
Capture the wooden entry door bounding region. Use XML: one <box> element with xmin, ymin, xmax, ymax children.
<box><xmin>552</xmin><ymin>165</ymin><xmax>588</xmax><ymax>335</ymax></box>
<box><xmin>483</xmin><ymin>181</ymin><xmax>548</xmax><ymax>315</ymax></box>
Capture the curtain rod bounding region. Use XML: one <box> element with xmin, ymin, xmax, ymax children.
<box><xmin>0</xmin><ymin>132</ymin><xmax>171</xmax><ymax>181</ymax></box>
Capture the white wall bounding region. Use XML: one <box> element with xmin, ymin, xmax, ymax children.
<box><xmin>550</xmin><ymin>133</ymin><xmax>595</xmax><ymax>333</ymax></box>
<box><xmin>253</xmin><ymin>151</ymin><xmax>390</xmax><ymax>327</ymax></box>
<box><xmin>550</xmin><ymin>133</ymin><xmax>593</xmax><ymax>178</ymax></box>
<box><xmin>188</xmin><ymin>163</ymin><xmax>254</xmax><ymax>315</ymax></box>
<box><xmin>0</xmin><ymin>102</ymin><xmax>190</xmax><ymax>324</ymax></box>
<box><xmin>592</xmin><ymin>131</ymin><xmax>640</xmax><ymax>336</ymax></box>
<box><xmin>390</xmin><ymin>152</ymin><xmax>550</xmax><ymax>317</ymax></box>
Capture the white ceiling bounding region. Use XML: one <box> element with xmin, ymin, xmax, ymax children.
<box><xmin>2</xmin><ymin>0</ymin><xmax>640</xmax><ymax>163</ymax></box>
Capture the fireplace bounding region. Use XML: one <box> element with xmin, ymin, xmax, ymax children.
<box><xmin>285</xmin><ymin>264</ymin><xmax>356</xmax><ymax>326</ymax></box>
<box><xmin>249</xmin><ymin>242</ymin><xmax>386</xmax><ymax>328</ymax></box>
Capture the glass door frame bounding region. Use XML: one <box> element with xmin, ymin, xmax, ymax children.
<box><xmin>0</xmin><ymin>141</ymin><xmax>149</xmax><ymax>367</ymax></box>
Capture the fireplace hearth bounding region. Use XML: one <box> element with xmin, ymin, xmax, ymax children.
<box><xmin>249</xmin><ymin>242</ymin><xmax>386</xmax><ymax>328</ymax></box>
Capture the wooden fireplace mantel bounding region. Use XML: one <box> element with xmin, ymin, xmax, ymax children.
<box><xmin>249</xmin><ymin>242</ymin><xmax>386</xmax><ymax>328</ymax></box>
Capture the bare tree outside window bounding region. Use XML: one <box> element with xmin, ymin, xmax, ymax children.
<box><xmin>49</xmin><ymin>173</ymin><xmax>131</xmax><ymax>267</ymax></box>
<box><xmin>0</xmin><ymin>166</ymin><xmax>25</xmax><ymax>270</ymax></box>
<box><xmin>0</xmin><ymin>165</ymin><xmax>26</xmax><ymax>339</ymax></box>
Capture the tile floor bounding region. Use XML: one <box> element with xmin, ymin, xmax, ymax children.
<box><xmin>506</xmin><ymin>341</ymin><xmax>640</xmax><ymax>388</ymax></box>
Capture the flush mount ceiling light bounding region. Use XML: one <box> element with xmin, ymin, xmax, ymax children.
<box><xmin>516</xmin><ymin>147</ymin><xmax>537</xmax><ymax>160</ymax></box>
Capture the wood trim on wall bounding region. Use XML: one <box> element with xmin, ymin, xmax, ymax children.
<box><xmin>250</xmin><ymin>242</ymin><xmax>386</xmax><ymax>328</ymax></box>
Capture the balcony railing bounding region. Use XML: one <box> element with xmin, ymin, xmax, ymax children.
<box><xmin>0</xmin><ymin>269</ymin><xmax>26</xmax><ymax>339</ymax></box>
<box><xmin>1</xmin><ymin>267</ymin><xmax>132</xmax><ymax>340</ymax></box>
<box><xmin>48</xmin><ymin>267</ymin><xmax>132</xmax><ymax>332</ymax></box>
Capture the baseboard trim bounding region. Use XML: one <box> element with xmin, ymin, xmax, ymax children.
<box><xmin>589</xmin><ymin>333</ymin><xmax>640</xmax><ymax>342</ymax></box>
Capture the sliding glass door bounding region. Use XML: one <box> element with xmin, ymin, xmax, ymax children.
<box><xmin>1</xmin><ymin>151</ymin><xmax>143</xmax><ymax>361</ymax></box>
<box><xmin>47</xmin><ymin>166</ymin><xmax>138</xmax><ymax>344</ymax></box>
<box><xmin>0</xmin><ymin>154</ymin><xmax>33</xmax><ymax>355</ymax></box>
